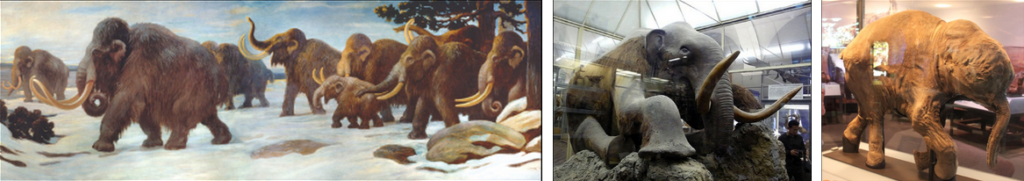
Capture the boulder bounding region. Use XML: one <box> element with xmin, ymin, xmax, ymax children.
<box><xmin>523</xmin><ymin>137</ymin><xmax>541</xmax><ymax>153</ymax></box>
<box><xmin>250</xmin><ymin>139</ymin><xmax>329</xmax><ymax>159</ymax></box>
<box><xmin>497</xmin><ymin>110</ymin><xmax>541</xmax><ymax>141</ymax></box>
<box><xmin>554</xmin><ymin>151</ymin><xmax>713</xmax><ymax>181</ymax></box>
<box><xmin>426</xmin><ymin>121</ymin><xmax>526</xmax><ymax>164</ymax></box>
<box><xmin>697</xmin><ymin>122</ymin><xmax>789</xmax><ymax>181</ymax></box>
<box><xmin>373</xmin><ymin>144</ymin><xmax>417</xmax><ymax>164</ymax></box>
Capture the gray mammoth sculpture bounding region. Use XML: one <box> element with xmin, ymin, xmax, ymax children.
<box><xmin>202</xmin><ymin>41</ymin><xmax>273</xmax><ymax>109</ymax></box>
<box><xmin>565</xmin><ymin>22</ymin><xmax>800</xmax><ymax>164</ymax></box>
<box><xmin>4</xmin><ymin>46</ymin><xmax>69</xmax><ymax>102</ymax></box>
<box><xmin>839</xmin><ymin>10</ymin><xmax>1014</xmax><ymax>180</ymax></box>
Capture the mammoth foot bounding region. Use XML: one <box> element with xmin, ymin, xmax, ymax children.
<box><xmin>348</xmin><ymin>124</ymin><xmax>360</xmax><ymax>129</ymax></box>
<box><xmin>164</xmin><ymin>141</ymin><xmax>187</xmax><ymax>150</ymax></box>
<box><xmin>92</xmin><ymin>141</ymin><xmax>115</xmax><ymax>152</ymax></box>
<box><xmin>312</xmin><ymin>108</ymin><xmax>327</xmax><ymax>115</ymax></box>
<box><xmin>842</xmin><ymin>137</ymin><xmax>859</xmax><ymax>153</ymax></box>
<box><xmin>914</xmin><ymin>150</ymin><xmax>932</xmax><ymax>171</ymax></box>
<box><xmin>373</xmin><ymin>120</ymin><xmax>384</xmax><ymax>127</ymax></box>
<box><xmin>211</xmin><ymin>134</ymin><xmax>232</xmax><ymax>145</ymax></box>
<box><xmin>142</xmin><ymin>138</ymin><xmax>164</xmax><ymax>148</ymax></box>
<box><xmin>280</xmin><ymin>112</ymin><xmax>294</xmax><ymax>117</ymax></box>
<box><xmin>621</xmin><ymin>96</ymin><xmax>697</xmax><ymax>159</ymax></box>
<box><xmin>398</xmin><ymin>117</ymin><xmax>413</xmax><ymax>123</ymax></box>
<box><xmin>866</xmin><ymin>159</ymin><xmax>886</xmax><ymax>169</ymax></box>
<box><xmin>331</xmin><ymin>122</ymin><xmax>343</xmax><ymax>128</ymax></box>
<box><xmin>408</xmin><ymin>131</ymin><xmax>428</xmax><ymax>140</ymax></box>
<box><xmin>359</xmin><ymin>124</ymin><xmax>370</xmax><ymax>130</ymax></box>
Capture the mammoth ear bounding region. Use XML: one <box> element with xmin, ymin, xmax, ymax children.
<box><xmin>357</xmin><ymin>47</ymin><xmax>371</xmax><ymax>62</ymax></box>
<box><xmin>508</xmin><ymin>45</ymin><xmax>525</xmax><ymax>69</ymax></box>
<box><xmin>24</xmin><ymin>56</ymin><xmax>34</xmax><ymax>68</ymax></box>
<box><xmin>645</xmin><ymin>29</ymin><xmax>667</xmax><ymax>61</ymax></box>
<box><xmin>334</xmin><ymin>82</ymin><xmax>344</xmax><ymax>93</ymax></box>
<box><xmin>286</xmin><ymin>40</ymin><xmax>300</xmax><ymax>54</ymax></box>
<box><xmin>110</xmin><ymin>40</ymin><xmax>127</xmax><ymax>64</ymax></box>
<box><xmin>421</xmin><ymin>50</ymin><xmax>436</xmax><ymax>68</ymax></box>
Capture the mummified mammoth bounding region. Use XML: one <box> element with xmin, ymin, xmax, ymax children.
<box><xmin>839</xmin><ymin>10</ymin><xmax>1014</xmax><ymax>180</ymax></box>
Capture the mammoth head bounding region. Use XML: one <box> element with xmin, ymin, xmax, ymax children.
<box><xmin>3</xmin><ymin>46</ymin><xmax>35</xmax><ymax>95</ymax></box>
<box><xmin>239</xmin><ymin>17</ymin><xmax>306</xmax><ymax>66</ymax></box>
<box><xmin>401</xmin><ymin>36</ymin><xmax>441</xmax><ymax>83</ymax></box>
<box><xmin>28</xmin><ymin>17</ymin><xmax>127</xmax><ymax>116</ymax></box>
<box><xmin>339</xmin><ymin>33</ymin><xmax>374</xmax><ymax>77</ymax></box>
<box><xmin>454</xmin><ymin>31</ymin><xmax>526</xmax><ymax>116</ymax></box>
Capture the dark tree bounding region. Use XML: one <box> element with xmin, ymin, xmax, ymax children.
<box><xmin>374</xmin><ymin>1</ymin><xmax>527</xmax><ymax>35</ymax></box>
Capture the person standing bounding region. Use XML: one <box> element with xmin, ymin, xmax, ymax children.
<box><xmin>779</xmin><ymin>120</ymin><xmax>807</xmax><ymax>181</ymax></box>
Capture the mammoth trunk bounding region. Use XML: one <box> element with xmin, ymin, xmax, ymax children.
<box><xmin>482</xmin><ymin>97</ymin><xmax>503</xmax><ymax>118</ymax></box>
<box><xmin>82</xmin><ymin>92</ymin><xmax>108</xmax><ymax>117</ymax></box>
<box><xmin>363</xmin><ymin>66</ymin><xmax>402</xmax><ymax>98</ymax></box>
<box><xmin>312</xmin><ymin>86</ymin><xmax>326</xmax><ymax>112</ymax></box>
<box><xmin>247</xmin><ymin>17</ymin><xmax>269</xmax><ymax>51</ymax></box>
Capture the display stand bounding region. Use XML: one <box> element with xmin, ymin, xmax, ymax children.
<box><xmin>824</xmin><ymin>148</ymin><xmax>977</xmax><ymax>181</ymax></box>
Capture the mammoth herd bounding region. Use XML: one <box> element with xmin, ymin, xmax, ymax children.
<box><xmin>5</xmin><ymin>16</ymin><xmax>536</xmax><ymax>152</ymax></box>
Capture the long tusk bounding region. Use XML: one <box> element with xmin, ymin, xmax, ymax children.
<box><xmin>5</xmin><ymin>78</ymin><xmax>22</xmax><ymax>96</ymax></box>
<box><xmin>27</xmin><ymin>77</ymin><xmax>82</xmax><ymax>104</ymax></box>
<box><xmin>238</xmin><ymin>34</ymin><xmax>271</xmax><ymax>60</ymax></box>
<box><xmin>697</xmin><ymin>51</ymin><xmax>740</xmax><ymax>114</ymax></box>
<box><xmin>312</xmin><ymin>67</ymin><xmax>324</xmax><ymax>84</ymax></box>
<box><xmin>404</xmin><ymin>19</ymin><xmax>414</xmax><ymax>44</ymax></box>
<box><xmin>455</xmin><ymin>89</ymin><xmax>483</xmax><ymax>102</ymax></box>
<box><xmin>376</xmin><ymin>82</ymin><xmax>404</xmax><ymax>100</ymax></box>
<box><xmin>455</xmin><ymin>82</ymin><xmax>493</xmax><ymax>108</ymax></box>
<box><xmin>30</xmin><ymin>76</ymin><xmax>93</xmax><ymax>110</ymax></box>
<box><xmin>734</xmin><ymin>87</ymin><xmax>801</xmax><ymax>123</ymax></box>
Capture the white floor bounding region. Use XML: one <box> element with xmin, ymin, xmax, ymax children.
<box><xmin>823</xmin><ymin>143</ymin><xmax>1015</xmax><ymax>181</ymax></box>
<box><xmin>0</xmin><ymin>81</ymin><xmax>541</xmax><ymax>180</ymax></box>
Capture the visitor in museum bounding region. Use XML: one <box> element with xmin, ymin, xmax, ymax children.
<box><xmin>779</xmin><ymin>120</ymin><xmax>807</xmax><ymax>181</ymax></box>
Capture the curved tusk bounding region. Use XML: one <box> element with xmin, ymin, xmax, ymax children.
<box><xmin>30</xmin><ymin>76</ymin><xmax>93</xmax><ymax>110</ymax></box>
<box><xmin>5</xmin><ymin>78</ymin><xmax>22</xmax><ymax>96</ymax></box>
<box><xmin>404</xmin><ymin>19</ymin><xmax>414</xmax><ymax>44</ymax></box>
<box><xmin>455</xmin><ymin>89</ymin><xmax>482</xmax><ymax>102</ymax></box>
<box><xmin>312</xmin><ymin>67</ymin><xmax>324</xmax><ymax>84</ymax></box>
<box><xmin>376</xmin><ymin>82</ymin><xmax>404</xmax><ymax>100</ymax></box>
<box><xmin>455</xmin><ymin>82</ymin><xmax>493</xmax><ymax>108</ymax></box>
<box><xmin>697</xmin><ymin>51</ymin><xmax>741</xmax><ymax>114</ymax></box>
<box><xmin>734</xmin><ymin>87</ymin><xmax>801</xmax><ymax>123</ymax></box>
<box><xmin>238</xmin><ymin>34</ymin><xmax>271</xmax><ymax>60</ymax></box>
<box><xmin>319</xmin><ymin>67</ymin><xmax>326</xmax><ymax>84</ymax></box>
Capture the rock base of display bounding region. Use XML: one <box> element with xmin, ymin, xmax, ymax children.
<box><xmin>556</xmin><ymin>122</ymin><xmax>788</xmax><ymax>181</ymax></box>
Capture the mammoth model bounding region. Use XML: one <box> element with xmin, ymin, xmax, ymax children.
<box><xmin>29</xmin><ymin>18</ymin><xmax>232</xmax><ymax>151</ymax></box>
<box><xmin>357</xmin><ymin>25</ymin><xmax>486</xmax><ymax>139</ymax></box>
<box><xmin>239</xmin><ymin>17</ymin><xmax>337</xmax><ymax>116</ymax></box>
<box><xmin>453</xmin><ymin>31</ymin><xmax>528</xmax><ymax>119</ymax></box>
<box><xmin>564</xmin><ymin>22</ymin><xmax>800</xmax><ymax>164</ymax></box>
<box><xmin>203</xmin><ymin>41</ymin><xmax>274</xmax><ymax>109</ymax></box>
<box><xmin>311</xmin><ymin>32</ymin><xmax>409</xmax><ymax>123</ymax></box>
<box><xmin>839</xmin><ymin>10</ymin><xmax>1014</xmax><ymax>180</ymax></box>
<box><xmin>313</xmin><ymin>75</ymin><xmax>384</xmax><ymax>129</ymax></box>
<box><xmin>4</xmin><ymin>46</ymin><xmax>69</xmax><ymax>102</ymax></box>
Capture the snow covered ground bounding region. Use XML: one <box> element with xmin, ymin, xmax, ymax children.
<box><xmin>0</xmin><ymin>81</ymin><xmax>541</xmax><ymax>180</ymax></box>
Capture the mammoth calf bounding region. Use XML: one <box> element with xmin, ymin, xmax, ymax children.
<box><xmin>30</xmin><ymin>18</ymin><xmax>232</xmax><ymax>152</ymax></box>
<box><xmin>203</xmin><ymin>41</ymin><xmax>273</xmax><ymax>109</ymax></box>
<box><xmin>312</xmin><ymin>33</ymin><xmax>408</xmax><ymax>123</ymax></box>
<box><xmin>4</xmin><ymin>46</ymin><xmax>69</xmax><ymax>102</ymax></box>
<box><xmin>840</xmin><ymin>10</ymin><xmax>1014</xmax><ymax>180</ymax></box>
<box><xmin>313</xmin><ymin>75</ymin><xmax>383</xmax><ymax>129</ymax></box>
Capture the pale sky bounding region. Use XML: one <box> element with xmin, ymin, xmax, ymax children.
<box><xmin>0</xmin><ymin>1</ymin><xmax>526</xmax><ymax>69</ymax></box>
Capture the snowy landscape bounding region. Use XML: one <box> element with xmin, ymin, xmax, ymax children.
<box><xmin>0</xmin><ymin>80</ymin><xmax>541</xmax><ymax>180</ymax></box>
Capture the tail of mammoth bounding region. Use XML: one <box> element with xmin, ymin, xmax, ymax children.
<box><xmin>986</xmin><ymin>98</ymin><xmax>1011</xmax><ymax>168</ymax></box>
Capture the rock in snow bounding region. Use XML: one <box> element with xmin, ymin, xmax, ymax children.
<box><xmin>250</xmin><ymin>139</ymin><xmax>329</xmax><ymax>159</ymax></box>
<box><xmin>426</xmin><ymin>121</ymin><xmax>526</xmax><ymax>164</ymax></box>
<box><xmin>374</xmin><ymin>144</ymin><xmax>417</xmax><ymax>164</ymax></box>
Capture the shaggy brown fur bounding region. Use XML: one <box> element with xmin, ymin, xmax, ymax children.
<box><xmin>474</xmin><ymin>31</ymin><xmax>529</xmax><ymax>118</ymax></box>
<box><xmin>395</xmin><ymin>24</ymin><xmax>490</xmax><ymax>53</ymax></box>
<box><xmin>337</xmin><ymin>33</ymin><xmax>409</xmax><ymax>122</ymax></box>
<box><xmin>313</xmin><ymin>76</ymin><xmax>383</xmax><ymax>129</ymax></box>
<box><xmin>245</xmin><ymin>17</ymin><xmax>338</xmax><ymax>116</ymax></box>
<box><xmin>202</xmin><ymin>41</ymin><xmax>273</xmax><ymax>109</ymax></box>
<box><xmin>359</xmin><ymin>36</ymin><xmax>486</xmax><ymax>139</ymax></box>
<box><xmin>74</xmin><ymin>18</ymin><xmax>232</xmax><ymax>152</ymax></box>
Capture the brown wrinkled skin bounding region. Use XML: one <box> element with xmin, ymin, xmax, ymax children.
<box><xmin>360</xmin><ymin>36</ymin><xmax>486</xmax><ymax>139</ymax></box>
<box><xmin>7</xmin><ymin>46</ymin><xmax>69</xmax><ymax>102</ymax></box>
<box><xmin>313</xmin><ymin>76</ymin><xmax>383</xmax><ymax>129</ymax></box>
<box><xmin>840</xmin><ymin>10</ymin><xmax>1014</xmax><ymax>180</ymax></box>
<box><xmin>79</xmin><ymin>18</ymin><xmax>232</xmax><ymax>152</ymax></box>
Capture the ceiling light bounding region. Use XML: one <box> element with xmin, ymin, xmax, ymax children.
<box><xmin>831</xmin><ymin>18</ymin><xmax>842</xmax><ymax>21</ymax></box>
<box><xmin>935</xmin><ymin>4</ymin><xmax>951</xmax><ymax>8</ymax></box>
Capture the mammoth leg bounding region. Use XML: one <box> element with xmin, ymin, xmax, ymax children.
<box><xmin>21</xmin><ymin>78</ymin><xmax>33</xmax><ymax>102</ymax></box>
<box><xmin>201</xmin><ymin>114</ymin><xmax>232</xmax><ymax>145</ymax></box>
<box><xmin>572</xmin><ymin>117</ymin><xmax>636</xmax><ymax>166</ymax></box>
<box><xmin>164</xmin><ymin>128</ymin><xmax>190</xmax><ymax>150</ymax></box>
<box><xmin>305</xmin><ymin>89</ymin><xmax>326</xmax><ymax>115</ymax></box>
<box><xmin>225</xmin><ymin>95</ymin><xmax>235</xmax><ymax>110</ymax></box>
<box><xmin>347</xmin><ymin>116</ymin><xmax>359</xmax><ymax>129</ymax></box>
<box><xmin>280</xmin><ymin>83</ymin><xmax>299</xmax><ymax>116</ymax></box>
<box><xmin>139</xmin><ymin>110</ymin><xmax>163</xmax><ymax>148</ymax></box>
<box><xmin>330</xmin><ymin>110</ymin><xmax>344</xmax><ymax>128</ymax></box>
<box><xmin>631</xmin><ymin>96</ymin><xmax>696</xmax><ymax>159</ymax></box>
<box><xmin>380</xmin><ymin>104</ymin><xmax>395</xmax><ymax>123</ymax></box>
<box><xmin>371</xmin><ymin>114</ymin><xmax>384</xmax><ymax>127</ymax></box>
<box><xmin>909</xmin><ymin>95</ymin><xmax>956</xmax><ymax>180</ymax></box>
<box><xmin>91</xmin><ymin>97</ymin><xmax>137</xmax><ymax>152</ymax></box>
<box><xmin>865</xmin><ymin>108</ymin><xmax>886</xmax><ymax>168</ymax></box>
<box><xmin>358</xmin><ymin>115</ymin><xmax>371</xmax><ymax>129</ymax></box>
<box><xmin>257</xmin><ymin>89</ymin><xmax>270</xmax><ymax>107</ymax></box>
<box><xmin>399</xmin><ymin>98</ymin><xmax>417</xmax><ymax>123</ymax></box>
<box><xmin>408</xmin><ymin>97</ymin><xmax>430</xmax><ymax>139</ymax></box>
<box><xmin>52</xmin><ymin>79</ymin><xmax>66</xmax><ymax>101</ymax></box>
<box><xmin>434</xmin><ymin>94</ymin><xmax>459</xmax><ymax>128</ymax></box>
<box><xmin>241</xmin><ymin>92</ymin><xmax>255</xmax><ymax>108</ymax></box>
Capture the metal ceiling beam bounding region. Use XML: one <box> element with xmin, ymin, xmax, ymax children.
<box><xmin>554</xmin><ymin>16</ymin><xmax>626</xmax><ymax>40</ymax></box>
<box><xmin>677</xmin><ymin>0</ymin><xmax>720</xmax><ymax>23</ymax></box>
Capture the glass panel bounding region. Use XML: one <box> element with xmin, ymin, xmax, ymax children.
<box><xmin>714</xmin><ymin>0</ymin><xmax>758</xmax><ymax>20</ymax></box>
<box><xmin>757</xmin><ymin>0</ymin><xmax>807</xmax><ymax>12</ymax></box>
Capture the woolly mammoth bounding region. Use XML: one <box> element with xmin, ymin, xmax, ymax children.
<box><xmin>312</xmin><ymin>33</ymin><xmax>408</xmax><ymax>123</ymax></box>
<box><xmin>313</xmin><ymin>75</ymin><xmax>383</xmax><ymax>129</ymax></box>
<box><xmin>202</xmin><ymin>41</ymin><xmax>273</xmax><ymax>109</ymax></box>
<box><xmin>455</xmin><ymin>31</ymin><xmax>527</xmax><ymax>118</ymax></box>
<box><xmin>4</xmin><ymin>46</ymin><xmax>69</xmax><ymax>102</ymax></box>
<box><xmin>239</xmin><ymin>17</ymin><xmax>336</xmax><ymax>116</ymax></box>
<box><xmin>30</xmin><ymin>18</ymin><xmax>232</xmax><ymax>151</ymax></box>
<box><xmin>564</xmin><ymin>22</ymin><xmax>800</xmax><ymax>163</ymax></box>
<box><xmin>357</xmin><ymin>28</ymin><xmax>486</xmax><ymax>139</ymax></box>
<box><xmin>394</xmin><ymin>20</ymin><xmax>490</xmax><ymax>53</ymax></box>
<box><xmin>839</xmin><ymin>10</ymin><xmax>1014</xmax><ymax>180</ymax></box>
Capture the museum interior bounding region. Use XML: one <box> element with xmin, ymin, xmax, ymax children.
<box><xmin>552</xmin><ymin>0</ymin><xmax>812</xmax><ymax>180</ymax></box>
<box><xmin>821</xmin><ymin>0</ymin><xmax>1024</xmax><ymax>180</ymax></box>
